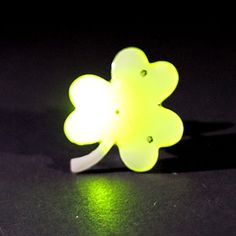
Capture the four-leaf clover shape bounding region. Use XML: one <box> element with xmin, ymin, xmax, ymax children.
<box><xmin>64</xmin><ymin>47</ymin><xmax>184</xmax><ymax>173</ymax></box>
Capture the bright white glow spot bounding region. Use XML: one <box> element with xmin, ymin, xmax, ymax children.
<box><xmin>64</xmin><ymin>75</ymin><xmax>116</xmax><ymax>145</ymax></box>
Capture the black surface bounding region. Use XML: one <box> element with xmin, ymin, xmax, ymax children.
<box><xmin>0</xmin><ymin>24</ymin><xmax>236</xmax><ymax>235</ymax></box>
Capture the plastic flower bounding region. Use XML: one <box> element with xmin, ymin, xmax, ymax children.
<box><xmin>64</xmin><ymin>47</ymin><xmax>184</xmax><ymax>173</ymax></box>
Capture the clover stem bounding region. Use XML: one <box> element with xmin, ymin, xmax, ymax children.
<box><xmin>70</xmin><ymin>140</ymin><xmax>114</xmax><ymax>173</ymax></box>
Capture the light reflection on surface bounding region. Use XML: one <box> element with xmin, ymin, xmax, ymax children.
<box><xmin>73</xmin><ymin>175</ymin><xmax>136</xmax><ymax>235</ymax></box>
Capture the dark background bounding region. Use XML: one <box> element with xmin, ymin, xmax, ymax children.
<box><xmin>0</xmin><ymin>23</ymin><xmax>236</xmax><ymax>235</ymax></box>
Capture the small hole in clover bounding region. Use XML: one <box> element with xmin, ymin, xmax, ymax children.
<box><xmin>147</xmin><ymin>136</ymin><xmax>153</xmax><ymax>143</ymax></box>
<box><xmin>140</xmin><ymin>69</ymin><xmax>147</xmax><ymax>77</ymax></box>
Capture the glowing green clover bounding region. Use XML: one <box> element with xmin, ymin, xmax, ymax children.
<box><xmin>64</xmin><ymin>47</ymin><xmax>184</xmax><ymax>173</ymax></box>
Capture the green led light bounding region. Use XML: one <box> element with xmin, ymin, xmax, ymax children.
<box><xmin>74</xmin><ymin>177</ymin><xmax>133</xmax><ymax>235</ymax></box>
<box><xmin>64</xmin><ymin>47</ymin><xmax>184</xmax><ymax>173</ymax></box>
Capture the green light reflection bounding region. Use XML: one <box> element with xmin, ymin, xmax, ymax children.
<box><xmin>74</xmin><ymin>175</ymin><xmax>136</xmax><ymax>235</ymax></box>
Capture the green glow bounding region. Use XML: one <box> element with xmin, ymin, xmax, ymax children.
<box><xmin>64</xmin><ymin>47</ymin><xmax>184</xmax><ymax>172</ymax></box>
<box><xmin>64</xmin><ymin>75</ymin><xmax>115</xmax><ymax>145</ymax></box>
<box><xmin>74</xmin><ymin>177</ymin><xmax>135</xmax><ymax>235</ymax></box>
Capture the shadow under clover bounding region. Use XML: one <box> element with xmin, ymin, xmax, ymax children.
<box><xmin>0</xmin><ymin>108</ymin><xmax>97</xmax><ymax>172</ymax></box>
<box><xmin>152</xmin><ymin>121</ymin><xmax>236</xmax><ymax>173</ymax></box>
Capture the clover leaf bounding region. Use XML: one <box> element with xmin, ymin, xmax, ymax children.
<box><xmin>64</xmin><ymin>47</ymin><xmax>184</xmax><ymax>173</ymax></box>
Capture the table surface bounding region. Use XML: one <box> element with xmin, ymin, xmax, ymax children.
<box><xmin>0</xmin><ymin>24</ymin><xmax>236</xmax><ymax>235</ymax></box>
